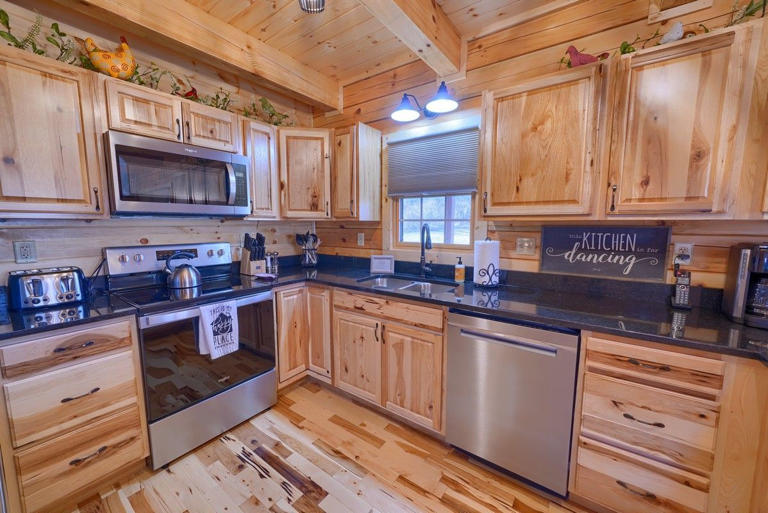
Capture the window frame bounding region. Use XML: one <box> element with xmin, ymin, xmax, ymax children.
<box><xmin>394</xmin><ymin>193</ymin><xmax>474</xmax><ymax>249</ymax></box>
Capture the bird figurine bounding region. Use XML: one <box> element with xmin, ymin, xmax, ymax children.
<box><xmin>565</xmin><ymin>45</ymin><xmax>609</xmax><ymax>67</ymax></box>
<box><xmin>659</xmin><ymin>22</ymin><xmax>684</xmax><ymax>45</ymax></box>
<box><xmin>84</xmin><ymin>36</ymin><xmax>137</xmax><ymax>79</ymax></box>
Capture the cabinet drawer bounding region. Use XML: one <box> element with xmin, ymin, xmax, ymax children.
<box><xmin>586</xmin><ymin>335</ymin><xmax>725</xmax><ymax>400</ymax></box>
<box><xmin>574</xmin><ymin>437</ymin><xmax>709</xmax><ymax>513</ymax></box>
<box><xmin>4</xmin><ymin>351</ymin><xmax>138</xmax><ymax>447</ymax></box>
<box><xmin>15</xmin><ymin>405</ymin><xmax>146</xmax><ymax>513</ymax></box>
<box><xmin>333</xmin><ymin>289</ymin><xmax>443</xmax><ymax>331</ymax></box>
<box><xmin>0</xmin><ymin>319</ymin><xmax>133</xmax><ymax>378</ymax></box>
<box><xmin>582</xmin><ymin>373</ymin><xmax>719</xmax><ymax>454</ymax></box>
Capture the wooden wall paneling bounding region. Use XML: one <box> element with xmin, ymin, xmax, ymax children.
<box><xmin>316</xmin><ymin>222</ymin><xmax>384</xmax><ymax>258</ymax></box>
<box><xmin>648</xmin><ymin>0</ymin><xmax>714</xmax><ymax>23</ymax></box>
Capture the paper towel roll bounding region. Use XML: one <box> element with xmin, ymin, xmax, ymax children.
<box><xmin>473</xmin><ymin>240</ymin><xmax>500</xmax><ymax>286</ymax></box>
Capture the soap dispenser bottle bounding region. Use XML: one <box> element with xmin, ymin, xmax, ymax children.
<box><xmin>454</xmin><ymin>256</ymin><xmax>466</xmax><ymax>282</ymax></box>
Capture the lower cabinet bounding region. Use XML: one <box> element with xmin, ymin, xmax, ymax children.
<box><xmin>307</xmin><ymin>286</ymin><xmax>332</xmax><ymax>381</ymax></box>
<box><xmin>334</xmin><ymin>310</ymin><xmax>382</xmax><ymax>404</ymax></box>
<box><xmin>275</xmin><ymin>286</ymin><xmax>309</xmax><ymax>384</ymax></box>
<box><xmin>0</xmin><ymin>317</ymin><xmax>149</xmax><ymax>513</ymax></box>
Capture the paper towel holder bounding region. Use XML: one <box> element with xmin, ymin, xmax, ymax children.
<box><xmin>475</xmin><ymin>237</ymin><xmax>501</xmax><ymax>288</ymax></box>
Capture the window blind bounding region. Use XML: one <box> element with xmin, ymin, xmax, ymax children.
<box><xmin>387</xmin><ymin>128</ymin><xmax>479</xmax><ymax>197</ymax></box>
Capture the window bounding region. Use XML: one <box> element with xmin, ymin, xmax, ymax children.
<box><xmin>398</xmin><ymin>194</ymin><xmax>472</xmax><ymax>246</ymax></box>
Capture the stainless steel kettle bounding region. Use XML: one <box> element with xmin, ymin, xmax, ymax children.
<box><xmin>164</xmin><ymin>251</ymin><xmax>202</xmax><ymax>289</ymax></box>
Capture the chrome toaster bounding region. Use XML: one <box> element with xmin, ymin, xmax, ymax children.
<box><xmin>7</xmin><ymin>267</ymin><xmax>86</xmax><ymax>310</ymax></box>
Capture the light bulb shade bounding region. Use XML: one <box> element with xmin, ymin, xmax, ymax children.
<box><xmin>298</xmin><ymin>0</ymin><xmax>325</xmax><ymax>13</ymax></box>
<box><xmin>425</xmin><ymin>81</ymin><xmax>458</xmax><ymax>114</ymax></box>
<box><xmin>391</xmin><ymin>94</ymin><xmax>421</xmax><ymax>122</ymax></box>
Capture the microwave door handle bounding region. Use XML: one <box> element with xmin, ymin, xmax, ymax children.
<box><xmin>226</xmin><ymin>163</ymin><xmax>236</xmax><ymax>206</ymax></box>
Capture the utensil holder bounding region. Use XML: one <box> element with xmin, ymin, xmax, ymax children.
<box><xmin>301</xmin><ymin>248</ymin><xmax>318</xmax><ymax>268</ymax></box>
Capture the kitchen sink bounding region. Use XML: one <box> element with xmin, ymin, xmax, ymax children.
<box><xmin>356</xmin><ymin>275</ymin><xmax>458</xmax><ymax>295</ymax></box>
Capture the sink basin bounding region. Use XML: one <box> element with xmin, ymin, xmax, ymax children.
<box><xmin>356</xmin><ymin>274</ymin><xmax>457</xmax><ymax>295</ymax></box>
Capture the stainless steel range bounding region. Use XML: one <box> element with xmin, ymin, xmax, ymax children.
<box><xmin>105</xmin><ymin>243</ymin><xmax>277</xmax><ymax>469</ymax></box>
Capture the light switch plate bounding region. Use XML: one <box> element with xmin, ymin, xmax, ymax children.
<box><xmin>13</xmin><ymin>241</ymin><xmax>37</xmax><ymax>263</ymax></box>
<box><xmin>357</xmin><ymin>233</ymin><xmax>365</xmax><ymax>246</ymax></box>
<box><xmin>516</xmin><ymin>237</ymin><xmax>537</xmax><ymax>255</ymax></box>
<box><xmin>673</xmin><ymin>242</ymin><xmax>694</xmax><ymax>265</ymax></box>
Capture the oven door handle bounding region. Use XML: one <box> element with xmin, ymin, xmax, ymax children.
<box><xmin>225</xmin><ymin>163</ymin><xmax>237</xmax><ymax>206</ymax></box>
<box><xmin>139</xmin><ymin>291</ymin><xmax>273</xmax><ymax>328</ymax></box>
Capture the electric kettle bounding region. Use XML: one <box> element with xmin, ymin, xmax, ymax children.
<box><xmin>164</xmin><ymin>251</ymin><xmax>202</xmax><ymax>289</ymax></box>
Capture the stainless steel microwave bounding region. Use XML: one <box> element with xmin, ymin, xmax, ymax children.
<box><xmin>105</xmin><ymin>130</ymin><xmax>250</xmax><ymax>216</ymax></box>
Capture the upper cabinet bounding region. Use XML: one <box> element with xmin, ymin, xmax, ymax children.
<box><xmin>480</xmin><ymin>62</ymin><xmax>607</xmax><ymax>218</ymax></box>
<box><xmin>279</xmin><ymin>127</ymin><xmax>332</xmax><ymax>219</ymax></box>
<box><xmin>607</xmin><ymin>26</ymin><xmax>761</xmax><ymax>216</ymax></box>
<box><xmin>0</xmin><ymin>47</ymin><xmax>105</xmax><ymax>218</ymax></box>
<box><xmin>244</xmin><ymin>119</ymin><xmax>279</xmax><ymax>219</ymax></box>
<box><xmin>332</xmin><ymin>122</ymin><xmax>382</xmax><ymax>221</ymax></box>
<box><xmin>105</xmin><ymin>78</ymin><xmax>237</xmax><ymax>152</ymax></box>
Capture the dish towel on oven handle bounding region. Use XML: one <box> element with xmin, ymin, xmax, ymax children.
<box><xmin>198</xmin><ymin>300</ymin><xmax>239</xmax><ymax>359</ymax></box>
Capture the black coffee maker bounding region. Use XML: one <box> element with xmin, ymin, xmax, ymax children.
<box><xmin>723</xmin><ymin>243</ymin><xmax>768</xmax><ymax>329</ymax></box>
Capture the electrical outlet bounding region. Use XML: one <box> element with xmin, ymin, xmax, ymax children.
<box><xmin>357</xmin><ymin>233</ymin><xmax>365</xmax><ymax>246</ymax></box>
<box><xmin>673</xmin><ymin>242</ymin><xmax>694</xmax><ymax>266</ymax></box>
<box><xmin>516</xmin><ymin>237</ymin><xmax>536</xmax><ymax>255</ymax></box>
<box><xmin>13</xmin><ymin>241</ymin><xmax>37</xmax><ymax>263</ymax></box>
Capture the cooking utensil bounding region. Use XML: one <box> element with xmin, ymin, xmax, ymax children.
<box><xmin>164</xmin><ymin>251</ymin><xmax>202</xmax><ymax>289</ymax></box>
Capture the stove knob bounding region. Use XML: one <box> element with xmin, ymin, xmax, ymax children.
<box><xmin>118</xmin><ymin>254</ymin><xmax>129</xmax><ymax>264</ymax></box>
<box><xmin>65</xmin><ymin>293</ymin><xmax>74</xmax><ymax>300</ymax></box>
<box><xmin>207</xmin><ymin>250</ymin><xmax>214</xmax><ymax>257</ymax></box>
<box><xmin>217</xmin><ymin>249</ymin><xmax>225</xmax><ymax>257</ymax></box>
<box><xmin>133</xmin><ymin>254</ymin><xmax>144</xmax><ymax>262</ymax></box>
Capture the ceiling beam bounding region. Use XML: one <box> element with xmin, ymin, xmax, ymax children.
<box><xmin>50</xmin><ymin>0</ymin><xmax>341</xmax><ymax>110</ymax></box>
<box><xmin>358</xmin><ymin>0</ymin><xmax>463</xmax><ymax>77</ymax></box>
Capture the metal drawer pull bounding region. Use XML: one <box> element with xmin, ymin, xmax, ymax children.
<box><xmin>217</xmin><ymin>376</ymin><xmax>230</xmax><ymax>384</ymax></box>
<box><xmin>628</xmin><ymin>358</ymin><xmax>671</xmax><ymax>372</ymax></box>
<box><xmin>459</xmin><ymin>329</ymin><xmax>557</xmax><ymax>356</ymax></box>
<box><xmin>616</xmin><ymin>480</ymin><xmax>657</xmax><ymax>500</ymax></box>
<box><xmin>374</xmin><ymin>323</ymin><xmax>379</xmax><ymax>342</ymax></box>
<box><xmin>61</xmin><ymin>387</ymin><xmax>100</xmax><ymax>403</ymax></box>
<box><xmin>176</xmin><ymin>118</ymin><xmax>181</xmax><ymax>140</ymax></box>
<box><xmin>69</xmin><ymin>445</ymin><xmax>108</xmax><ymax>467</ymax></box>
<box><xmin>623</xmin><ymin>412</ymin><xmax>665</xmax><ymax>428</ymax></box>
<box><xmin>53</xmin><ymin>340</ymin><xmax>95</xmax><ymax>353</ymax></box>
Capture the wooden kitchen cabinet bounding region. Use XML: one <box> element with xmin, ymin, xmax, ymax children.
<box><xmin>332</xmin><ymin>122</ymin><xmax>382</xmax><ymax>221</ymax></box>
<box><xmin>182</xmin><ymin>100</ymin><xmax>238</xmax><ymax>152</ymax></box>
<box><xmin>0</xmin><ymin>46</ymin><xmax>105</xmax><ymax>217</ymax></box>
<box><xmin>480</xmin><ymin>62</ymin><xmax>606</xmax><ymax>217</ymax></box>
<box><xmin>307</xmin><ymin>286</ymin><xmax>332</xmax><ymax>381</ymax></box>
<box><xmin>607</xmin><ymin>25</ymin><xmax>762</xmax><ymax>216</ymax></box>
<box><xmin>279</xmin><ymin>127</ymin><xmax>332</xmax><ymax>219</ymax></box>
<box><xmin>276</xmin><ymin>286</ymin><xmax>309</xmax><ymax>385</ymax></box>
<box><xmin>244</xmin><ymin>118</ymin><xmax>279</xmax><ymax>218</ymax></box>
<box><xmin>333</xmin><ymin>310</ymin><xmax>382</xmax><ymax>404</ymax></box>
<box><xmin>384</xmin><ymin>323</ymin><xmax>443</xmax><ymax>431</ymax></box>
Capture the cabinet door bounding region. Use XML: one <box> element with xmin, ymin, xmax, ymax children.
<box><xmin>182</xmin><ymin>101</ymin><xmax>238</xmax><ymax>152</ymax></box>
<box><xmin>608</xmin><ymin>29</ymin><xmax>755</xmax><ymax>215</ymax></box>
<box><xmin>333</xmin><ymin>310</ymin><xmax>382</xmax><ymax>404</ymax></box>
<box><xmin>245</xmin><ymin>119</ymin><xmax>279</xmax><ymax>218</ymax></box>
<box><xmin>307</xmin><ymin>287</ymin><xmax>332</xmax><ymax>380</ymax></box>
<box><xmin>0</xmin><ymin>48</ymin><xmax>104</xmax><ymax>216</ymax></box>
<box><xmin>481</xmin><ymin>63</ymin><xmax>604</xmax><ymax>217</ymax></box>
<box><xmin>332</xmin><ymin>126</ymin><xmax>356</xmax><ymax>219</ymax></box>
<box><xmin>384</xmin><ymin>323</ymin><xmax>443</xmax><ymax>431</ymax></box>
<box><xmin>105</xmin><ymin>78</ymin><xmax>182</xmax><ymax>141</ymax></box>
<box><xmin>357</xmin><ymin>122</ymin><xmax>382</xmax><ymax>221</ymax></box>
<box><xmin>279</xmin><ymin>128</ymin><xmax>332</xmax><ymax>218</ymax></box>
<box><xmin>276</xmin><ymin>287</ymin><xmax>308</xmax><ymax>383</ymax></box>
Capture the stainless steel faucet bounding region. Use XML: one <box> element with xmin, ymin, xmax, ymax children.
<box><xmin>420</xmin><ymin>223</ymin><xmax>432</xmax><ymax>278</ymax></box>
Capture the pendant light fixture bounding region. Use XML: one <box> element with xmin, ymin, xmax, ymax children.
<box><xmin>298</xmin><ymin>0</ymin><xmax>325</xmax><ymax>13</ymax></box>
<box><xmin>390</xmin><ymin>81</ymin><xmax>458</xmax><ymax>122</ymax></box>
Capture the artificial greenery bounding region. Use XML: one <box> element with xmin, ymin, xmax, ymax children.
<box><xmin>129</xmin><ymin>62</ymin><xmax>175</xmax><ymax>90</ymax></box>
<box><xmin>728</xmin><ymin>0</ymin><xmax>766</xmax><ymax>26</ymax></box>
<box><xmin>0</xmin><ymin>10</ymin><xmax>45</xmax><ymax>55</ymax></box>
<box><xmin>46</xmin><ymin>22</ymin><xmax>76</xmax><ymax>63</ymax></box>
<box><xmin>618</xmin><ymin>28</ymin><xmax>661</xmax><ymax>55</ymax></box>
<box><xmin>200</xmin><ymin>88</ymin><xmax>234</xmax><ymax>111</ymax></box>
<box><xmin>243</xmin><ymin>97</ymin><xmax>292</xmax><ymax>126</ymax></box>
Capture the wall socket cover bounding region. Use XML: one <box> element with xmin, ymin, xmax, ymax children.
<box><xmin>516</xmin><ymin>237</ymin><xmax>537</xmax><ymax>255</ymax></box>
<box><xmin>13</xmin><ymin>241</ymin><xmax>37</xmax><ymax>263</ymax></box>
<box><xmin>357</xmin><ymin>233</ymin><xmax>365</xmax><ymax>246</ymax></box>
<box><xmin>673</xmin><ymin>242</ymin><xmax>694</xmax><ymax>265</ymax></box>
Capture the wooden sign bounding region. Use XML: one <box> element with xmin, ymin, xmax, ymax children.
<box><xmin>540</xmin><ymin>226</ymin><xmax>670</xmax><ymax>282</ymax></box>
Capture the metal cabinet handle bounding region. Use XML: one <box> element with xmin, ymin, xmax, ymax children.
<box><xmin>69</xmin><ymin>445</ymin><xmax>108</xmax><ymax>467</ymax></box>
<box><xmin>374</xmin><ymin>322</ymin><xmax>379</xmax><ymax>342</ymax></box>
<box><xmin>176</xmin><ymin>118</ymin><xmax>181</xmax><ymax>140</ymax></box>
<box><xmin>61</xmin><ymin>387</ymin><xmax>100</xmax><ymax>403</ymax></box>
<box><xmin>93</xmin><ymin>187</ymin><xmax>100</xmax><ymax>212</ymax></box>
<box><xmin>350</xmin><ymin>199</ymin><xmax>354</xmax><ymax>215</ymax></box>
<box><xmin>628</xmin><ymin>358</ymin><xmax>671</xmax><ymax>372</ymax></box>
<box><xmin>185</xmin><ymin>120</ymin><xmax>191</xmax><ymax>141</ymax></box>
<box><xmin>610</xmin><ymin>184</ymin><xmax>617</xmax><ymax>212</ymax></box>
<box><xmin>616</xmin><ymin>480</ymin><xmax>657</xmax><ymax>500</ymax></box>
<box><xmin>53</xmin><ymin>340</ymin><xmax>95</xmax><ymax>353</ymax></box>
<box><xmin>483</xmin><ymin>192</ymin><xmax>488</xmax><ymax>214</ymax></box>
<box><xmin>325</xmin><ymin>201</ymin><xmax>329</xmax><ymax>217</ymax></box>
<box><xmin>623</xmin><ymin>412</ymin><xmax>665</xmax><ymax>428</ymax></box>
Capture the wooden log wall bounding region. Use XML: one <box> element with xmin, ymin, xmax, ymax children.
<box><xmin>0</xmin><ymin>0</ymin><xmax>313</xmax><ymax>125</ymax></box>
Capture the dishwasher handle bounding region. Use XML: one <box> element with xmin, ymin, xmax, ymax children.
<box><xmin>458</xmin><ymin>328</ymin><xmax>558</xmax><ymax>357</ymax></box>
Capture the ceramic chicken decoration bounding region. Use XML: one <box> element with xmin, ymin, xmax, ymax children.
<box><xmin>565</xmin><ymin>45</ymin><xmax>609</xmax><ymax>67</ymax></box>
<box><xmin>84</xmin><ymin>36</ymin><xmax>136</xmax><ymax>79</ymax></box>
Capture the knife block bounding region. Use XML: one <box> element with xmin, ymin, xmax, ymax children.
<box><xmin>240</xmin><ymin>249</ymin><xmax>267</xmax><ymax>276</ymax></box>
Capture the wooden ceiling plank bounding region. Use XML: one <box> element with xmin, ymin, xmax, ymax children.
<box><xmin>265</xmin><ymin>0</ymin><xmax>364</xmax><ymax>50</ymax></box>
<box><xmin>229</xmin><ymin>0</ymin><xmax>294</xmax><ymax>34</ymax></box>
<box><xmin>51</xmin><ymin>0</ymin><xmax>341</xmax><ymax>109</ymax></box>
<box><xmin>206</xmin><ymin>0</ymin><xmax>251</xmax><ymax>22</ymax></box>
<box><xmin>280</xmin><ymin>7</ymin><xmax>376</xmax><ymax>56</ymax></box>
<box><xmin>357</xmin><ymin>0</ymin><xmax>463</xmax><ymax>77</ymax></box>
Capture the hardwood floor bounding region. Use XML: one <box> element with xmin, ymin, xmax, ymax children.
<box><xmin>69</xmin><ymin>381</ymin><xmax>583</xmax><ymax>513</ymax></box>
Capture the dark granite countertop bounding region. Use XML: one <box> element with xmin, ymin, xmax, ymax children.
<box><xmin>2</xmin><ymin>266</ymin><xmax>767</xmax><ymax>365</ymax></box>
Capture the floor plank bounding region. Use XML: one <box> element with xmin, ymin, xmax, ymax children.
<box><xmin>70</xmin><ymin>382</ymin><xmax>587</xmax><ymax>513</ymax></box>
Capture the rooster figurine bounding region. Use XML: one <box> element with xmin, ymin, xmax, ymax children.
<box><xmin>565</xmin><ymin>45</ymin><xmax>609</xmax><ymax>68</ymax></box>
<box><xmin>84</xmin><ymin>36</ymin><xmax>137</xmax><ymax>79</ymax></box>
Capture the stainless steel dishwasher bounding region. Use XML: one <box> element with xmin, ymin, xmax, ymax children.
<box><xmin>446</xmin><ymin>310</ymin><xmax>579</xmax><ymax>497</ymax></box>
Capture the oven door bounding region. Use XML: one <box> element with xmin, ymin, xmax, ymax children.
<box><xmin>138</xmin><ymin>292</ymin><xmax>275</xmax><ymax>424</ymax></box>
<box><xmin>105</xmin><ymin>130</ymin><xmax>249</xmax><ymax>216</ymax></box>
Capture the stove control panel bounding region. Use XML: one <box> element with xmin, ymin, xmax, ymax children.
<box><xmin>104</xmin><ymin>243</ymin><xmax>232</xmax><ymax>275</ymax></box>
